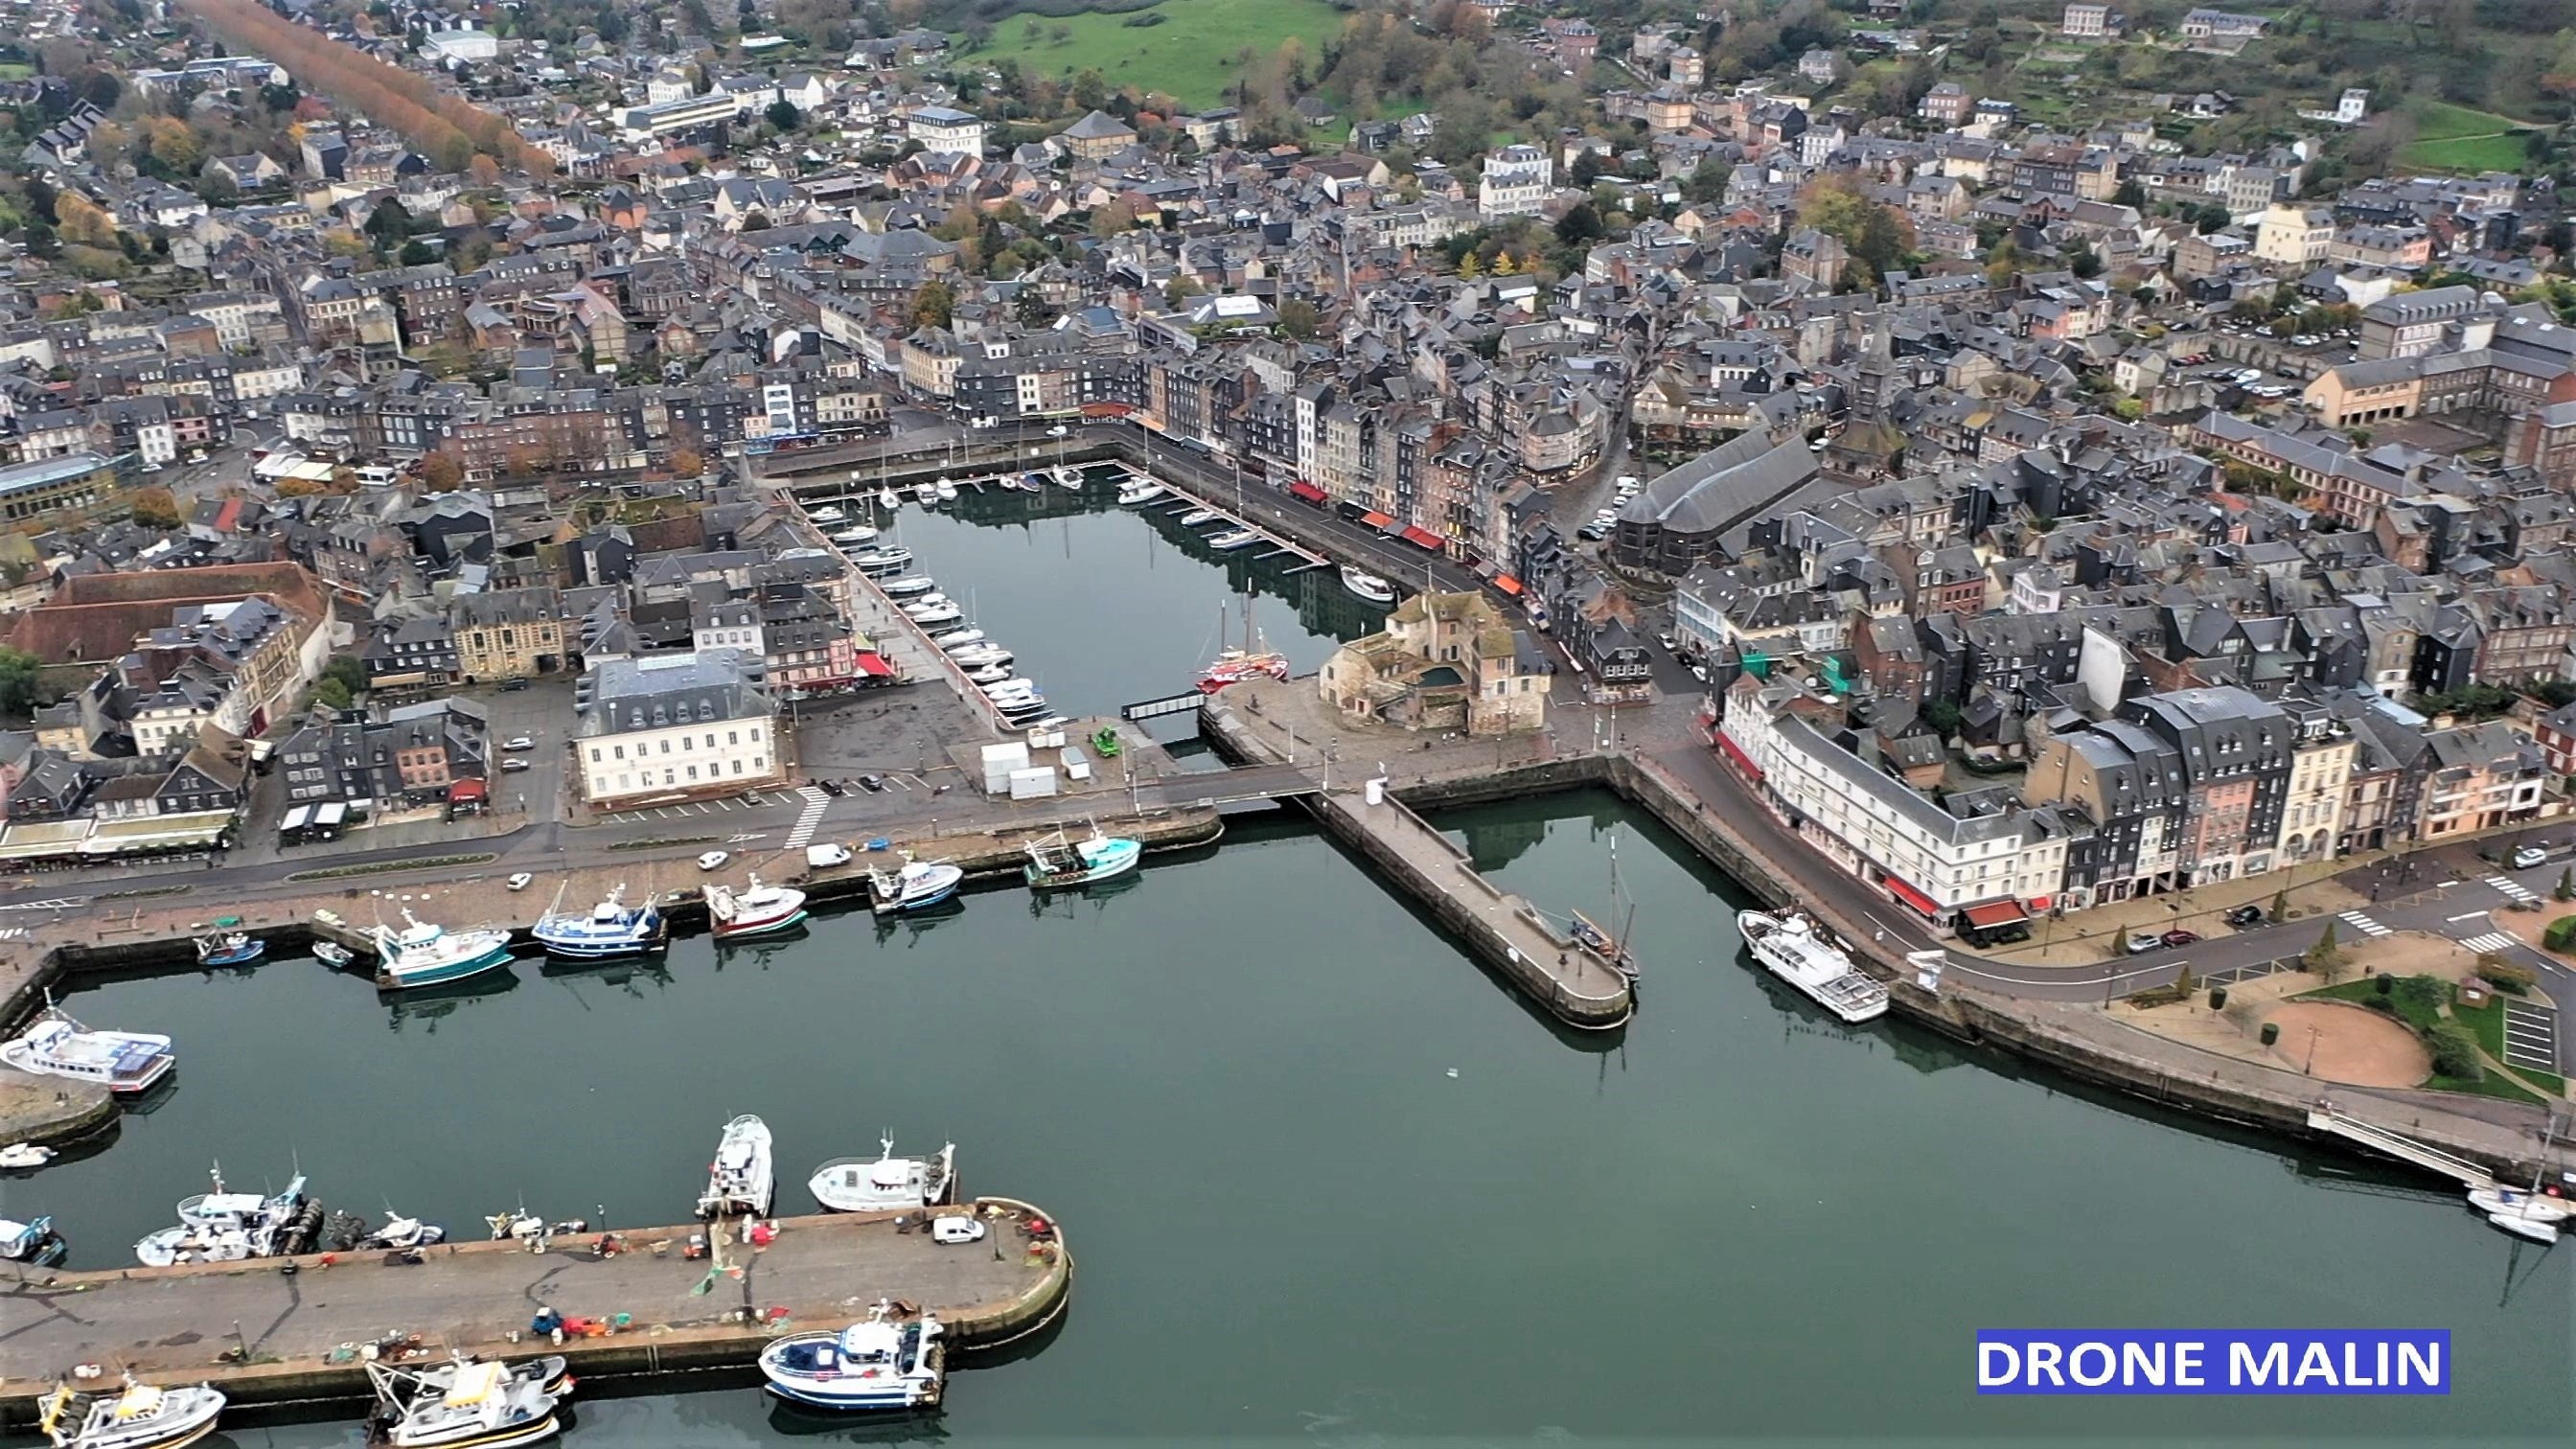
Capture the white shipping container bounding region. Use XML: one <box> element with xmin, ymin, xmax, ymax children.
<box><xmin>1062</xmin><ymin>747</ymin><xmax>1091</xmax><ymax>782</ymax></box>
<box><xmin>1007</xmin><ymin>766</ymin><xmax>1059</xmax><ymax>799</ymax></box>
<box><xmin>980</xmin><ymin>742</ymin><xmax>1030</xmax><ymax>771</ymax></box>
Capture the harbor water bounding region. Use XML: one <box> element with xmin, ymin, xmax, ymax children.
<box><xmin>6</xmin><ymin>797</ymin><xmax>2565</xmax><ymax>1447</ymax></box>
<box><xmin>847</xmin><ymin>472</ymin><xmax>1389</xmax><ymax>721</ymax></box>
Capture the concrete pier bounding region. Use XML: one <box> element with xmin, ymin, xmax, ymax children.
<box><xmin>0</xmin><ymin>1199</ymin><xmax>1071</xmax><ymax>1420</ymax></box>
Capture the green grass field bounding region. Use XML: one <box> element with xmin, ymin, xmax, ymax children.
<box><xmin>2398</xmin><ymin>100</ymin><xmax>2533</xmax><ymax>174</ymax></box>
<box><xmin>969</xmin><ymin>0</ymin><xmax>1346</xmax><ymax>111</ymax></box>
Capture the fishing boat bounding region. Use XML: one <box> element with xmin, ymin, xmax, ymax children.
<box><xmin>807</xmin><ymin>1138</ymin><xmax>957</xmax><ymax>1213</ymax></box>
<box><xmin>358</xmin><ymin>1209</ymin><xmax>448</xmax><ymax>1251</ymax></box>
<box><xmin>531</xmin><ymin>885</ymin><xmax>664</xmax><ymax>959</ymax></box>
<box><xmin>312</xmin><ymin>941</ymin><xmax>356</xmax><ymax>969</ymax></box>
<box><xmin>698</xmin><ymin>1114</ymin><xmax>775</xmax><ymax>1218</ymax></box>
<box><xmin>194</xmin><ymin>932</ymin><xmax>264</xmax><ymax>967</ymax></box>
<box><xmin>1180</xmin><ymin>507</ymin><xmax>1221</xmax><ymax>526</ymax></box>
<box><xmin>370</xmin><ymin>1359</ymin><xmax>561</xmax><ymax>1449</ymax></box>
<box><xmin>705</xmin><ymin>875</ymin><xmax>809</xmax><ymax>938</ymax></box>
<box><xmin>1340</xmin><ymin>566</ymin><xmax>1398</xmax><ymax>605</ymax></box>
<box><xmin>868</xmin><ymin>854</ymin><xmax>963</xmax><ymax>914</ymax></box>
<box><xmin>1</xmin><ymin>1140</ymin><xmax>58</xmax><ymax>1169</ymax></box>
<box><xmin>372</xmin><ymin>909</ymin><xmax>515</xmax><ymax>991</ymax></box>
<box><xmin>1736</xmin><ymin>909</ymin><xmax>1889</xmax><ymax>1024</ymax></box>
<box><xmin>1116</xmin><ymin>481</ymin><xmax>1163</xmax><ymax>506</ymax></box>
<box><xmin>1024</xmin><ymin>826</ymin><xmax>1143</xmax><ymax>889</ymax></box>
<box><xmin>406</xmin><ymin>1356</ymin><xmax>572</xmax><ymax>1402</ymax></box>
<box><xmin>757</xmin><ymin>1304</ymin><xmax>946</xmax><ymax>1412</ymax></box>
<box><xmin>135</xmin><ymin>1165</ymin><xmax>313</xmax><ymax>1267</ymax></box>
<box><xmin>932</xmin><ymin>628</ymin><xmax>986</xmax><ymax>650</ymax></box>
<box><xmin>878</xmin><ymin>574</ymin><xmax>938</xmax><ymax>597</ymax></box>
<box><xmin>1</xmin><ymin>1214</ymin><xmax>64</xmax><ymax>1265</ymax></box>
<box><xmin>1</xmin><ymin>1001</ymin><xmax>173</xmax><ymax>1094</ymax></box>
<box><xmin>1207</xmin><ymin>528</ymin><xmax>1262</xmax><ymax>550</ymax></box>
<box><xmin>36</xmin><ymin>1380</ymin><xmax>226</xmax><ymax>1449</ymax></box>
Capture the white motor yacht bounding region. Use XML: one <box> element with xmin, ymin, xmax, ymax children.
<box><xmin>697</xmin><ymin>1115</ymin><xmax>775</xmax><ymax>1218</ymax></box>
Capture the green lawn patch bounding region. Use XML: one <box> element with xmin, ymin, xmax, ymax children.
<box><xmin>2298</xmin><ymin>977</ymin><xmax>2556</xmax><ymax>1104</ymax></box>
<box><xmin>969</xmin><ymin>0</ymin><xmax>1346</xmax><ymax>110</ymax></box>
<box><xmin>284</xmin><ymin>852</ymin><xmax>496</xmax><ymax>881</ymax></box>
<box><xmin>2299</xmin><ymin>976</ymin><xmax>2440</xmax><ymax>1030</ymax></box>
<box><xmin>2412</xmin><ymin>101</ymin><xmax>2523</xmax><ymax>141</ymax></box>
<box><xmin>2457</xmin><ymin>994</ymin><xmax>2568</xmax><ymax>1096</ymax></box>
<box><xmin>2400</xmin><ymin>101</ymin><xmax>2533</xmax><ymax>174</ymax></box>
<box><xmin>2427</xmin><ymin>1069</ymin><xmax>2546</xmax><ymax>1105</ymax></box>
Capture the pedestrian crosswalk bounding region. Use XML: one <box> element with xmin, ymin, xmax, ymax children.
<box><xmin>2486</xmin><ymin>874</ymin><xmax>2542</xmax><ymax>904</ymax></box>
<box><xmin>783</xmin><ymin>786</ymin><xmax>832</xmax><ymax>849</ymax></box>
<box><xmin>2460</xmin><ymin>932</ymin><xmax>2522</xmax><ymax>955</ymax></box>
<box><xmin>2337</xmin><ymin>909</ymin><xmax>2392</xmax><ymax>938</ymax></box>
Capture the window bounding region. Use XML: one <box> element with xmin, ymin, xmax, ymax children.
<box><xmin>660</xmin><ymin>740</ymin><xmax>671</xmax><ymax>754</ymax></box>
<box><xmin>727</xmin><ymin>729</ymin><xmax>740</xmax><ymax>746</ymax></box>
<box><xmin>731</xmin><ymin>759</ymin><xmax>743</xmax><ymax>773</ymax></box>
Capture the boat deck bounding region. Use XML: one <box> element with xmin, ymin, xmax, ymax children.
<box><xmin>0</xmin><ymin>1202</ymin><xmax>1070</xmax><ymax>1419</ymax></box>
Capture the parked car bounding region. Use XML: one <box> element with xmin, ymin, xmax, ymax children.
<box><xmin>2512</xmin><ymin>845</ymin><xmax>2547</xmax><ymax>870</ymax></box>
<box><xmin>2161</xmin><ymin>929</ymin><xmax>2201</xmax><ymax>948</ymax></box>
<box><xmin>499</xmin><ymin>678</ymin><xmax>530</xmax><ymax>692</ymax></box>
<box><xmin>2223</xmin><ymin>905</ymin><xmax>2265</xmax><ymax>930</ymax></box>
<box><xmin>2124</xmin><ymin>933</ymin><xmax>2166</xmax><ymax>955</ymax></box>
<box><xmin>816</xmin><ymin>777</ymin><xmax>846</xmax><ymax>796</ymax></box>
<box><xmin>503</xmin><ymin>735</ymin><xmax>535</xmax><ymax>751</ymax></box>
<box><xmin>1577</xmin><ymin>523</ymin><xmax>1608</xmax><ymax>540</ymax></box>
<box><xmin>505</xmin><ymin>873</ymin><xmax>534</xmax><ymax>891</ymax></box>
<box><xmin>698</xmin><ymin>851</ymin><xmax>730</xmax><ymax>871</ymax></box>
<box><xmin>1656</xmin><ymin>632</ymin><xmax>1679</xmax><ymax>652</ymax></box>
<box><xmin>930</xmin><ymin>1216</ymin><xmax>986</xmax><ymax>1245</ymax></box>
<box><xmin>857</xmin><ymin>773</ymin><xmax>887</xmax><ymax>793</ymax></box>
<box><xmin>499</xmin><ymin>758</ymin><xmax>530</xmax><ymax>772</ymax></box>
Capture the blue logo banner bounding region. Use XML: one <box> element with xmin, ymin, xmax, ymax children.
<box><xmin>1977</xmin><ymin>1330</ymin><xmax>2450</xmax><ymax>1394</ymax></box>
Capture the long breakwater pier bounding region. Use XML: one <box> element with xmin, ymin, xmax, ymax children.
<box><xmin>0</xmin><ymin>1200</ymin><xmax>1071</xmax><ymax>1422</ymax></box>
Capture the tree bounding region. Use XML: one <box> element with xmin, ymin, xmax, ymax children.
<box><xmin>467</xmin><ymin>154</ymin><xmax>501</xmax><ymax>189</ymax></box>
<box><xmin>909</xmin><ymin>280</ymin><xmax>954</xmax><ymax>330</ymax></box>
<box><xmin>671</xmin><ymin>447</ymin><xmax>705</xmax><ymax>477</ymax></box>
<box><xmin>2556</xmin><ymin>866</ymin><xmax>2573</xmax><ymax>903</ymax></box>
<box><xmin>196</xmin><ymin>170</ymin><xmax>239</xmax><ymax>206</ymax></box>
<box><xmin>1553</xmin><ymin>202</ymin><xmax>1604</xmax><ymax>245</ymax></box>
<box><xmin>1569</xmin><ymin>150</ymin><xmax>1602</xmax><ymax>186</ymax></box>
<box><xmin>2269</xmin><ymin>888</ymin><xmax>2288</xmax><ymax>922</ymax></box>
<box><xmin>0</xmin><ymin>647</ymin><xmax>43</xmax><ymax>718</ymax></box>
<box><xmin>365</xmin><ymin>198</ymin><xmax>416</xmax><ymax>250</ymax></box>
<box><xmin>1276</xmin><ymin>297</ymin><xmax>1321</xmax><ymax>339</ymax></box>
<box><xmin>400</xmin><ymin>239</ymin><xmax>435</xmax><ymax>265</ymax></box>
<box><xmin>129</xmin><ymin>485</ymin><xmax>180</xmax><ymax>528</ymax></box>
<box><xmin>765</xmin><ymin>99</ymin><xmax>802</xmax><ymax>132</ymax></box>
<box><xmin>1012</xmin><ymin>287</ymin><xmax>1058</xmax><ymax>329</ymax></box>
<box><xmin>418</xmin><ymin>452</ymin><xmax>465</xmax><ymax>492</ymax></box>
<box><xmin>2304</xmin><ymin>919</ymin><xmax>2344</xmax><ymax>981</ymax></box>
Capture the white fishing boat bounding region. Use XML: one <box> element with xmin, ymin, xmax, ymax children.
<box><xmin>2</xmin><ymin>1001</ymin><xmax>173</xmax><ymax>1094</ymax></box>
<box><xmin>2</xmin><ymin>1213</ymin><xmax>64</xmax><ymax>1265</ymax></box>
<box><xmin>932</xmin><ymin>628</ymin><xmax>986</xmax><ymax>651</ymax></box>
<box><xmin>1116</xmin><ymin>481</ymin><xmax>1163</xmax><ymax>506</ymax></box>
<box><xmin>706</xmin><ymin>875</ymin><xmax>809</xmax><ymax>938</ymax></box>
<box><xmin>758</xmin><ymin>1303</ymin><xmax>945</xmax><ymax>1411</ymax></box>
<box><xmin>1736</xmin><ymin>909</ymin><xmax>1889</xmax><ymax>1024</ymax></box>
<box><xmin>530</xmin><ymin>885</ymin><xmax>664</xmax><ymax>959</ymax></box>
<box><xmin>312</xmin><ymin>941</ymin><xmax>356</xmax><ymax>969</ymax></box>
<box><xmin>405</xmin><ymin>1355</ymin><xmax>572</xmax><ymax>1402</ymax></box>
<box><xmin>1024</xmin><ymin>826</ymin><xmax>1142</xmax><ymax>889</ymax></box>
<box><xmin>879</xmin><ymin>574</ymin><xmax>937</xmax><ymax>597</ymax></box>
<box><xmin>1180</xmin><ymin>507</ymin><xmax>1222</xmax><ymax>526</ymax></box>
<box><xmin>135</xmin><ymin>1165</ymin><xmax>311</xmax><ymax>1267</ymax></box>
<box><xmin>1207</xmin><ymin>528</ymin><xmax>1262</xmax><ymax>550</ymax></box>
<box><xmin>807</xmin><ymin>1138</ymin><xmax>957</xmax><ymax>1213</ymax></box>
<box><xmin>1340</xmin><ymin>566</ymin><xmax>1397</xmax><ymax>605</ymax></box>
<box><xmin>372</xmin><ymin>909</ymin><xmax>515</xmax><ymax>991</ymax></box>
<box><xmin>698</xmin><ymin>1114</ymin><xmax>775</xmax><ymax>1218</ymax></box>
<box><xmin>868</xmin><ymin>854</ymin><xmax>963</xmax><ymax>914</ymax></box>
<box><xmin>37</xmin><ymin>1380</ymin><xmax>226</xmax><ymax>1449</ymax></box>
<box><xmin>370</xmin><ymin>1359</ymin><xmax>561</xmax><ymax>1449</ymax></box>
<box><xmin>194</xmin><ymin>932</ymin><xmax>264</xmax><ymax>967</ymax></box>
<box><xmin>358</xmin><ymin>1210</ymin><xmax>448</xmax><ymax>1251</ymax></box>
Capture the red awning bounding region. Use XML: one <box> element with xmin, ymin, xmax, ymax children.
<box><xmin>1715</xmin><ymin>730</ymin><xmax>1762</xmax><ymax>780</ymax></box>
<box><xmin>448</xmin><ymin>779</ymin><xmax>487</xmax><ymax>801</ymax></box>
<box><xmin>1398</xmin><ymin>526</ymin><xmax>1444</xmax><ymax>550</ymax></box>
<box><xmin>1885</xmin><ymin>875</ymin><xmax>1941</xmax><ymax>917</ymax></box>
<box><xmin>1493</xmin><ymin>573</ymin><xmax>1524</xmax><ymax>596</ymax></box>
<box><xmin>856</xmin><ymin>653</ymin><xmax>895</xmax><ymax>678</ymax></box>
<box><xmin>1962</xmin><ymin>899</ymin><xmax>2030</xmax><ymax>929</ymax></box>
<box><xmin>1360</xmin><ymin>510</ymin><xmax>1394</xmax><ymax>529</ymax></box>
<box><xmin>1288</xmin><ymin>480</ymin><xmax>1327</xmax><ymax>504</ymax></box>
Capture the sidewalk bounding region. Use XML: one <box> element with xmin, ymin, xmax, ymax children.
<box><xmin>1983</xmin><ymin>852</ymin><xmax>2377</xmax><ymax>965</ymax></box>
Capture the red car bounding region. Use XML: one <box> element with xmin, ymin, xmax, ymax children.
<box><xmin>2161</xmin><ymin>929</ymin><xmax>2201</xmax><ymax>948</ymax></box>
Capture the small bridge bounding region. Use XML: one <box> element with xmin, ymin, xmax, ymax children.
<box><xmin>1123</xmin><ymin>691</ymin><xmax>1208</xmax><ymax>723</ymax></box>
<box><xmin>1144</xmin><ymin>764</ymin><xmax>1322</xmax><ymax>810</ymax></box>
<box><xmin>2306</xmin><ymin>1103</ymin><xmax>2497</xmax><ymax>1190</ymax></box>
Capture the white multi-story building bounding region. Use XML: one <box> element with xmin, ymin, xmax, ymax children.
<box><xmin>906</xmin><ymin>105</ymin><xmax>985</xmax><ymax>156</ymax></box>
<box><xmin>1477</xmin><ymin>144</ymin><xmax>1554</xmax><ymax>219</ymax></box>
<box><xmin>575</xmin><ymin>650</ymin><xmax>781</xmax><ymax>804</ymax></box>
<box><xmin>1719</xmin><ymin>679</ymin><xmax>2072</xmax><ymax>932</ymax></box>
